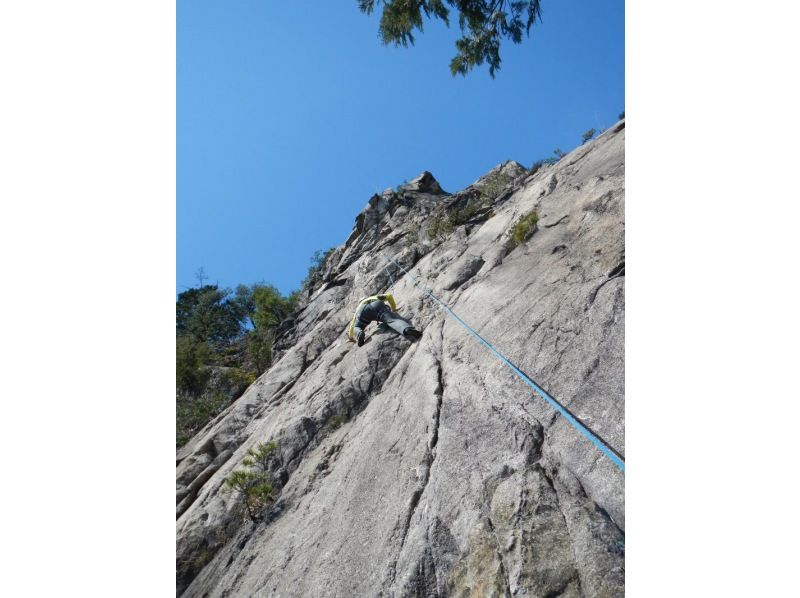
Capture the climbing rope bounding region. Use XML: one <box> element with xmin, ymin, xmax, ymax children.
<box><xmin>382</xmin><ymin>254</ymin><xmax>625</xmax><ymax>473</ymax></box>
<box><xmin>383</xmin><ymin>261</ymin><xmax>396</xmax><ymax>289</ymax></box>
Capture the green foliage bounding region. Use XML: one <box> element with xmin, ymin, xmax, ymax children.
<box><xmin>252</xmin><ymin>284</ymin><xmax>292</xmax><ymax>330</ymax></box>
<box><xmin>454</xmin><ymin>202</ymin><xmax>479</xmax><ymax>222</ymax></box>
<box><xmin>530</xmin><ymin>157</ymin><xmax>558</xmax><ymax>173</ymax></box>
<box><xmin>426</xmin><ymin>214</ymin><xmax>440</xmax><ymax>241</ymax></box>
<box><xmin>479</xmin><ymin>171</ymin><xmax>514</xmax><ymax>205</ymax></box>
<box><xmin>286</xmin><ymin>289</ymin><xmax>301</xmax><ymax>312</ymax></box>
<box><xmin>420</xmin><ymin>170</ymin><xmax>512</xmax><ymax>243</ymax></box>
<box><xmin>244</xmin><ymin>441</ymin><xmax>279</xmax><ymax>471</ymax></box>
<box><xmin>405</xmin><ymin>222</ymin><xmax>420</xmax><ymax>247</ymax></box>
<box><xmin>176</xmin><ymin>389</ymin><xmax>229</xmax><ymax>448</ymax></box>
<box><xmin>247</xmin><ymin>328</ymin><xmax>274</xmax><ymax>375</ymax></box>
<box><xmin>427</xmin><ymin>211</ymin><xmax>454</xmax><ymax>241</ymax></box>
<box><xmin>618</xmin><ymin>111</ymin><xmax>625</xmax><ymax>120</ymax></box>
<box><xmin>553</xmin><ymin>148</ymin><xmax>565</xmax><ymax>159</ymax></box>
<box><xmin>181</xmin><ymin>547</ymin><xmax>213</xmax><ymax>576</ymax></box>
<box><xmin>358</xmin><ymin>1</ymin><xmax>543</xmax><ymax>78</ymax></box>
<box><xmin>301</xmin><ymin>247</ymin><xmax>336</xmax><ymax>291</ymax></box>
<box><xmin>509</xmin><ymin>211</ymin><xmax>539</xmax><ymax>248</ymax></box>
<box><xmin>219</xmin><ymin>367</ymin><xmax>253</xmax><ymax>397</ymax></box>
<box><xmin>176</xmin><ymin>285</ymin><xmax>243</xmax><ymax>347</ymax></box>
<box><xmin>581</xmin><ymin>128</ymin><xmax>596</xmax><ymax>144</ymax></box>
<box><xmin>427</xmin><ymin>197</ymin><xmax>488</xmax><ymax>242</ymax></box>
<box><xmin>225</xmin><ymin>442</ymin><xmax>279</xmax><ymax>520</ymax></box>
<box><xmin>176</xmin><ymin>337</ymin><xmax>211</xmax><ymax>394</ymax></box>
<box><xmin>329</xmin><ymin>414</ymin><xmax>348</xmax><ymax>429</ymax></box>
<box><xmin>176</xmin><ymin>274</ymin><xmax>296</xmax><ymax>448</ymax></box>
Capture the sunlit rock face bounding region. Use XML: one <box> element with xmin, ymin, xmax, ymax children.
<box><xmin>177</xmin><ymin>121</ymin><xmax>626</xmax><ymax>597</ymax></box>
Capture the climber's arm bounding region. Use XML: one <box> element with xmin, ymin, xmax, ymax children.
<box><xmin>347</xmin><ymin>303</ymin><xmax>361</xmax><ymax>340</ymax></box>
<box><xmin>347</xmin><ymin>298</ymin><xmax>368</xmax><ymax>341</ymax></box>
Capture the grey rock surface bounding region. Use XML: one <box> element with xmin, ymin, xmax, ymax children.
<box><xmin>177</xmin><ymin>122</ymin><xmax>625</xmax><ymax>597</ymax></box>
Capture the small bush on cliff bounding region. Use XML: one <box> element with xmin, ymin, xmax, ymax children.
<box><xmin>427</xmin><ymin>212</ymin><xmax>454</xmax><ymax>241</ymax></box>
<box><xmin>181</xmin><ymin>547</ymin><xmax>213</xmax><ymax>577</ymax></box>
<box><xmin>427</xmin><ymin>200</ymin><xmax>485</xmax><ymax>242</ymax></box>
<box><xmin>581</xmin><ymin>128</ymin><xmax>596</xmax><ymax>144</ymax></box>
<box><xmin>509</xmin><ymin>211</ymin><xmax>540</xmax><ymax>248</ymax></box>
<box><xmin>301</xmin><ymin>248</ymin><xmax>336</xmax><ymax>292</ymax></box>
<box><xmin>329</xmin><ymin>414</ymin><xmax>348</xmax><ymax>429</ymax></box>
<box><xmin>530</xmin><ymin>157</ymin><xmax>558</xmax><ymax>175</ymax></box>
<box><xmin>404</xmin><ymin>222</ymin><xmax>419</xmax><ymax>247</ymax></box>
<box><xmin>479</xmin><ymin>171</ymin><xmax>514</xmax><ymax>205</ymax></box>
<box><xmin>225</xmin><ymin>441</ymin><xmax>279</xmax><ymax>521</ymax></box>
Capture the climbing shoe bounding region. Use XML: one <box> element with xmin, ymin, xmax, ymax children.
<box><xmin>357</xmin><ymin>330</ymin><xmax>365</xmax><ymax>347</ymax></box>
<box><xmin>404</xmin><ymin>328</ymin><xmax>422</xmax><ymax>341</ymax></box>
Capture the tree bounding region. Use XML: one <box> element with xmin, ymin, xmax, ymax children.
<box><xmin>553</xmin><ymin>148</ymin><xmax>565</xmax><ymax>159</ymax></box>
<box><xmin>358</xmin><ymin>0</ymin><xmax>543</xmax><ymax>77</ymax></box>
<box><xmin>252</xmin><ymin>285</ymin><xmax>291</xmax><ymax>330</ymax></box>
<box><xmin>176</xmin><ymin>285</ymin><xmax>243</xmax><ymax>346</ymax></box>
<box><xmin>176</xmin><ymin>336</ymin><xmax>211</xmax><ymax>394</ymax></box>
<box><xmin>225</xmin><ymin>442</ymin><xmax>279</xmax><ymax>520</ymax></box>
<box><xmin>247</xmin><ymin>327</ymin><xmax>275</xmax><ymax>374</ymax></box>
<box><xmin>195</xmin><ymin>267</ymin><xmax>208</xmax><ymax>287</ymax></box>
<box><xmin>581</xmin><ymin>128</ymin><xmax>596</xmax><ymax>144</ymax></box>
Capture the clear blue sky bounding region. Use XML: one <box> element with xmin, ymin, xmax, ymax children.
<box><xmin>177</xmin><ymin>0</ymin><xmax>624</xmax><ymax>295</ymax></box>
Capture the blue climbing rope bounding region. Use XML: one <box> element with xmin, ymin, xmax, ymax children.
<box><xmin>383</xmin><ymin>261</ymin><xmax>396</xmax><ymax>289</ymax></box>
<box><xmin>382</xmin><ymin>254</ymin><xmax>625</xmax><ymax>473</ymax></box>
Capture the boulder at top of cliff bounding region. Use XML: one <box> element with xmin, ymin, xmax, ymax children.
<box><xmin>401</xmin><ymin>170</ymin><xmax>446</xmax><ymax>194</ymax></box>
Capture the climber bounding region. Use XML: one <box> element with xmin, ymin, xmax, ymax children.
<box><xmin>346</xmin><ymin>293</ymin><xmax>422</xmax><ymax>347</ymax></box>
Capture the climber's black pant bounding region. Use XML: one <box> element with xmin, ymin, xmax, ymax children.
<box><xmin>354</xmin><ymin>301</ymin><xmax>412</xmax><ymax>338</ymax></box>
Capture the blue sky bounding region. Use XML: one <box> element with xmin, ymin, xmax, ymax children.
<box><xmin>177</xmin><ymin>0</ymin><xmax>624</xmax><ymax>295</ymax></box>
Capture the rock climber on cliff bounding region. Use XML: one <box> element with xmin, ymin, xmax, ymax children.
<box><xmin>346</xmin><ymin>293</ymin><xmax>422</xmax><ymax>347</ymax></box>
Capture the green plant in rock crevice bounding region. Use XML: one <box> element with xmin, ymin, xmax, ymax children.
<box><xmin>329</xmin><ymin>414</ymin><xmax>348</xmax><ymax>430</ymax></box>
<box><xmin>405</xmin><ymin>222</ymin><xmax>420</xmax><ymax>247</ymax></box>
<box><xmin>478</xmin><ymin>171</ymin><xmax>514</xmax><ymax>205</ymax></box>
<box><xmin>224</xmin><ymin>441</ymin><xmax>279</xmax><ymax>521</ymax></box>
<box><xmin>509</xmin><ymin>211</ymin><xmax>540</xmax><ymax>248</ymax></box>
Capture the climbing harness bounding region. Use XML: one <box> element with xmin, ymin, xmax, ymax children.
<box><xmin>382</xmin><ymin>254</ymin><xmax>625</xmax><ymax>473</ymax></box>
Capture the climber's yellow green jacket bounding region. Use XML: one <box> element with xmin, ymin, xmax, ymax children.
<box><xmin>347</xmin><ymin>294</ymin><xmax>397</xmax><ymax>340</ymax></box>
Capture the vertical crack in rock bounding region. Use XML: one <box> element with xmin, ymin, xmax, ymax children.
<box><xmin>461</xmin><ymin>418</ymin><xmax>517</xmax><ymax>598</ymax></box>
<box><xmin>541</xmin><ymin>463</ymin><xmax>625</xmax><ymax>597</ymax></box>
<box><xmin>387</xmin><ymin>337</ymin><xmax>446</xmax><ymax>593</ymax></box>
<box><xmin>484</xmin><ymin>515</ymin><xmax>513</xmax><ymax>598</ymax></box>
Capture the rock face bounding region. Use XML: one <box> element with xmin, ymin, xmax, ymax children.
<box><xmin>176</xmin><ymin>122</ymin><xmax>625</xmax><ymax>597</ymax></box>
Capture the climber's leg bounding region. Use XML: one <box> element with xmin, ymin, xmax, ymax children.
<box><xmin>379</xmin><ymin>308</ymin><xmax>419</xmax><ymax>338</ymax></box>
<box><xmin>353</xmin><ymin>324</ymin><xmax>365</xmax><ymax>346</ymax></box>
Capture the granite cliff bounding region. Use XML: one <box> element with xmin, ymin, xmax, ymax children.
<box><xmin>177</xmin><ymin>120</ymin><xmax>626</xmax><ymax>597</ymax></box>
